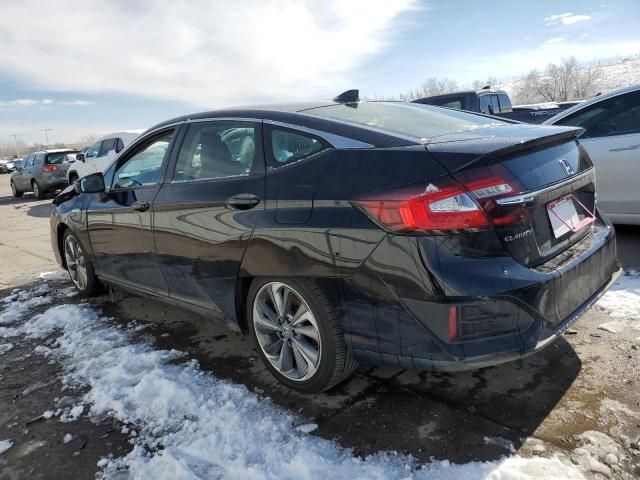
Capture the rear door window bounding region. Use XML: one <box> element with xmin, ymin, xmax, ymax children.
<box><xmin>34</xmin><ymin>153</ymin><xmax>45</xmax><ymax>166</ymax></box>
<box><xmin>479</xmin><ymin>95</ymin><xmax>492</xmax><ymax>114</ymax></box>
<box><xmin>23</xmin><ymin>155</ymin><xmax>34</xmax><ymax>167</ymax></box>
<box><xmin>557</xmin><ymin>91</ymin><xmax>640</xmax><ymax>138</ymax></box>
<box><xmin>268</xmin><ymin>127</ymin><xmax>329</xmax><ymax>169</ymax></box>
<box><xmin>99</xmin><ymin>138</ymin><xmax>118</xmax><ymax>157</ymax></box>
<box><xmin>498</xmin><ymin>94</ymin><xmax>512</xmax><ymax>112</ymax></box>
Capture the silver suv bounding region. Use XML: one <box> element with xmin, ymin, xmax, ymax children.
<box><xmin>10</xmin><ymin>149</ymin><xmax>81</xmax><ymax>199</ymax></box>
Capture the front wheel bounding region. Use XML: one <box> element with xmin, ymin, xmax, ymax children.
<box><xmin>248</xmin><ymin>278</ymin><xmax>358</xmax><ymax>393</ymax></box>
<box><xmin>63</xmin><ymin>231</ymin><xmax>99</xmax><ymax>296</ymax></box>
<box><xmin>11</xmin><ymin>181</ymin><xmax>23</xmax><ymax>198</ymax></box>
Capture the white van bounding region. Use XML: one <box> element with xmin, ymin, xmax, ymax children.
<box><xmin>67</xmin><ymin>130</ymin><xmax>144</xmax><ymax>184</ymax></box>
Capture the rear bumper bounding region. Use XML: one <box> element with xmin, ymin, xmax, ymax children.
<box><xmin>346</xmin><ymin>218</ymin><xmax>620</xmax><ymax>371</ymax></box>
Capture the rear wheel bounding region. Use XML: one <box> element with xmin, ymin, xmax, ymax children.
<box><xmin>32</xmin><ymin>180</ymin><xmax>45</xmax><ymax>199</ymax></box>
<box><xmin>11</xmin><ymin>181</ymin><xmax>23</xmax><ymax>198</ymax></box>
<box><xmin>248</xmin><ymin>278</ymin><xmax>358</xmax><ymax>393</ymax></box>
<box><xmin>63</xmin><ymin>230</ymin><xmax>98</xmax><ymax>296</ymax></box>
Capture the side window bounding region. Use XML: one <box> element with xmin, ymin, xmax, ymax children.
<box><xmin>436</xmin><ymin>97</ymin><xmax>463</xmax><ymax>109</ymax></box>
<box><xmin>112</xmin><ymin>131</ymin><xmax>174</xmax><ymax>189</ymax></box>
<box><xmin>99</xmin><ymin>138</ymin><xmax>117</xmax><ymax>157</ymax></box>
<box><xmin>557</xmin><ymin>92</ymin><xmax>640</xmax><ymax>138</ymax></box>
<box><xmin>24</xmin><ymin>155</ymin><xmax>34</xmax><ymax>167</ymax></box>
<box><xmin>479</xmin><ymin>95</ymin><xmax>491</xmax><ymax>114</ymax></box>
<box><xmin>491</xmin><ymin>95</ymin><xmax>501</xmax><ymax>114</ymax></box>
<box><xmin>86</xmin><ymin>141</ymin><xmax>101</xmax><ymax>158</ymax></box>
<box><xmin>173</xmin><ymin>121</ymin><xmax>258</xmax><ymax>182</ymax></box>
<box><xmin>498</xmin><ymin>94</ymin><xmax>512</xmax><ymax>113</ymax></box>
<box><xmin>34</xmin><ymin>153</ymin><xmax>45</xmax><ymax>165</ymax></box>
<box><xmin>268</xmin><ymin>128</ymin><xmax>328</xmax><ymax>168</ymax></box>
<box><xmin>115</xmin><ymin>138</ymin><xmax>125</xmax><ymax>153</ymax></box>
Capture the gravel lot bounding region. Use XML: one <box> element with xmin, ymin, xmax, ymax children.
<box><xmin>1</xmin><ymin>180</ymin><xmax>639</xmax><ymax>479</ymax></box>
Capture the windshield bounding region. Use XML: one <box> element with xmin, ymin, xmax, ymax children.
<box><xmin>303</xmin><ymin>102</ymin><xmax>508</xmax><ymax>140</ymax></box>
<box><xmin>46</xmin><ymin>151</ymin><xmax>79</xmax><ymax>164</ymax></box>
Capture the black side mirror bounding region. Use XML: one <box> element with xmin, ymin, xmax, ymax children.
<box><xmin>75</xmin><ymin>172</ymin><xmax>105</xmax><ymax>194</ymax></box>
<box><xmin>76</xmin><ymin>153</ymin><xmax>85</xmax><ymax>163</ymax></box>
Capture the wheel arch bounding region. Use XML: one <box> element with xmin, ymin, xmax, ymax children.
<box><xmin>56</xmin><ymin>223</ymin><xmax>70</xmax><ymax>268</ymax></box>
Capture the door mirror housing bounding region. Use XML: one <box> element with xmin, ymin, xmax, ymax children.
<box><xmin>76</xmin><ymin>153</ymin><xmax>85</xmax><ymax>163</ymax></box>
<box><xmin>75</xmin><ymin>172</ymin><xmax>106</xmax><ymax>194</ymax></box>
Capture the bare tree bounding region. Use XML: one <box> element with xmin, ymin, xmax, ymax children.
<box><xmin>399</xmin><ymin>77</ymin><xmax>460</xmax><ymax>101</ymax></box>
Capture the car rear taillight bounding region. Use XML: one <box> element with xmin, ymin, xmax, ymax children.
<box><xmin>42</xmin><ymin>164</ymin><xmax>60</xmax><ymax>172</ymax></box>
<box><xmin>354</xmin><ymin>166</ymin><xmax>522</xmax><ymax>233</ymax></box>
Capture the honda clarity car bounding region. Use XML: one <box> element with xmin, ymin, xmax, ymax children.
<box><xmin>50</xmin><ymin>91</ymin><xmax>621</xmax><ymax>393</ymax></box>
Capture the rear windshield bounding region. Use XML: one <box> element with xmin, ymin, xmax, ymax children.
<box><xmin>303</xmin><ymin>102</ymin><xmax>507</xmax><ymax>140</ymax></box>
<box><xmin>46</xmin><ymin>151</ymin><xmax>78</xmax><ymax>164</ymax></box>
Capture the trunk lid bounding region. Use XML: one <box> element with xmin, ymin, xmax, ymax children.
<box><xmin>426</xmin><ymin>125</ymin><xmax>596</xmax><ymax>267</ymax></box>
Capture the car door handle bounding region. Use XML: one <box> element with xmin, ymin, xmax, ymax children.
<box><xmin>610</xmin><ymin>144</ymin><xmax>640</xmax><ymax>152</ymax></box>
<box><xmin>227</xmin><ymin>193</ymin><xmax>261</xmax><ymax>210</ymax></box>
<box><xmin>132</xmin><ymin>200</ymin><xmax>150</xmax><ymax>212</ymax></box>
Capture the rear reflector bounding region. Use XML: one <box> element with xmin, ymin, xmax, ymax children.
<box><xmin>449</xmin><ymin>306</ymin><xmax>458</xmax><ymax>340</ymax></box>
<box><xmin>355</xmin><ymin>168</ymin><xmax>521</xmax><ymax>233</ymax></box>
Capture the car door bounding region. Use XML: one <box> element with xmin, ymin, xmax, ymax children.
<box><xmin>554</xmin><ymin>90</ymin><xmax>640</xmax><ymax>216</ymax></box>
<box><xmin>15</xmin><ymin>155</ymin><xmax>33</xmax><ymax>189</ymax></box>
<box><xmin>152</xmin><ymin>120</ymin><xmax>265</xmax><ymax>321</ymax></box>
<box><xmin>84</xmin><ymin>140</ymin><xmax>102</xmax><ymax>175</ymax></box>
<box><xmin>86</xmin><ymin>128</ymin><xmax>177</xmax><ymax>295</ymax></box>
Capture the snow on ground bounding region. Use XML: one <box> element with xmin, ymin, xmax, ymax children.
<box><xmin>6</xmin><ymin>277</ymin><xmax>634</xmax><ymax>479</ymax></box>
<box><xmin>596</xmin><ymin>269</ymin><xmax>640</xmax><ymax>334</ymax></box>
<box><xmin>0</xmin><ymin>439</ymin><xmax>13</xmax><ymax>454</ymax></box>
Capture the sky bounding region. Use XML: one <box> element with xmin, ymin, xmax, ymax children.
<box><xmin>0</xmin><ymin>0</ymin><xmax>639</xmax><ymax>144</ymax></box>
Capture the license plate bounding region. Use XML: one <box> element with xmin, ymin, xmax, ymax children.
<box><xmin>547</xmin><ymin>196</ymin><xmax>580</xmax><ymax>238</ymax></box>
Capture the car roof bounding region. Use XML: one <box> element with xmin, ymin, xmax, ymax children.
<box><xmin>96</xmin><ymin>129</ymin><xmax>145</xmax><ymax>141</ymax></box>
<box><xmin>32</xmin><ymin>149</ymin><xmax>79</xmax><ymax>154</ymax></box>
<box><xmin>544</xmin><ymin>83</ymin><xmax>640</xmax><ymax>124</ymax></box>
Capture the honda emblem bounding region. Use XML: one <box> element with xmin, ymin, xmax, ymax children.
<box><xmin>559</xmin><ymin>158</ymin><xmax>574</xmax><ymax>175</ymax></box>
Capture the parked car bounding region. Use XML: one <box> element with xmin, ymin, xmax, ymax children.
<box><xmin>412</xmin><ymin>88</ymin><xmax>579</xmax><ymax>124</ymax></box>
<box><xmin>50</xmin><ymin>92</ymin><xmax>620</xmax><ymax>393</ymax></box>
<box><xmin>11</xmin><ymin>149</ymin><xmax>81</xmax><ymax>199</ymax></box>
<box><xmin>0</xmin><ymin>158</ymin><xmax>18</xmax><ymax>174</ymax></box>
<box><xmin>544</xmin><ymin>84</ymin><xmax>640</xmax><ymax>225</ymax></box>
<box><xmin>67</xmin><ymin>130</ymin><xmax>143</xmax><ymax>184</ymax></box>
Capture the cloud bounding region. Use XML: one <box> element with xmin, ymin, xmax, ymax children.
<box><xmin>0</xmin><ymin>98</ymin><xmax>94</xmax><ymax>108</ymax></box>
<box><xmin>542</xmin><ymin>37</ymin><xmax>567</xmax><ymax>46</ymax></box>
<box><xmin>544</xmin><ymin>13</ymin><xmax>591</xmax><ymax>25</ymax></box>
<box><xmin>0</xmin><ymin>0</ymin><xmax>416</xmax><ymax>107</ymax></box>
<box><xmin>57</xmin><ymin>100</ymin><xmax>95</xmax><ymax>106</ymax></box>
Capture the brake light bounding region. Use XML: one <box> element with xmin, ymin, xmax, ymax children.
<box><xmin>42</xmin><ymin>164</ymin><xmax>59</xmax><ymax>172</ymax></box>
<box><xmin>355</xmin><ymin>168</ymin><xmax>521</xmax><ymax>233</ymax></box>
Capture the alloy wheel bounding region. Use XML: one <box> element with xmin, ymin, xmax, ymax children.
<box><xmin>252</xmin><ymin>282</ymin><xmax>322</xmax><ymax>382</ymax></box>
<box><xmin>33</xmin><ymin>182</ymin><xmax>39</xmax><ymax>198</ymax></box>
<box><xmin>64</xmin><ymin>235</ymin><xmax>88</xmax><ymax>290</ymax></box>
<box><xmin>11</xmin><ymin>182</ymin><xmax>17</xmax><ymax>195</ymax></box>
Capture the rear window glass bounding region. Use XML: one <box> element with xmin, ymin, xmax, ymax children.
<box><xmin>46</xmin><ymin>152</ymin><xmax>78</xmax><ymax>164</ymax></box>
<box><xmin>304</xmin><ymin>102</ymin><xmax>506</xmax><ymax>140</ymax></box>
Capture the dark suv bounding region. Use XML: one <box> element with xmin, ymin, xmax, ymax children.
<box><xmin>50</xmin><ymin>94</ymin><xmax>620</xmax><ymax>392</ymax></box>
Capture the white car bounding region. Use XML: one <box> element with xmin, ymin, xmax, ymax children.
<box><xmin>544</xmin><ymin>84</ymin><xmax>640</xmax><ymax>225</ymax></box>
<box><xmin>67</xmin><ymin>130</ymin><xmax>144</xmax><ymax>184</ymax></box>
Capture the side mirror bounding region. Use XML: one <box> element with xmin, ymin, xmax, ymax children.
<box><xmin>75</xmin><ymin>172</ymin><xmax>105</xmax><ymax>194</ymax></box>
<box><xmin>76</xmin><ymin>153</ymin><xmax>85</xmax><ymax>163</ymax></box>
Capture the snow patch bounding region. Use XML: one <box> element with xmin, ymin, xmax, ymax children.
<box><xmin>571</xmin><ymin>431</ymin><xmax>621</xmax><ymax>477</ymax></box>
<box><xmin>1</xmin><ymin>287</ymin><xmax>588</xmax><ymax>479</ymax></box>
<box><xmin>296</xmin><ymin>423</ymin><xmax>318</xmax><ymax>434</ymax></box>
<box><xmin>0</xmin><ymin>439</ymin><xmax>13</xmax><ymax>454</ymax></box>
<box><xmin>484</xmin><ymin>436</ymin><xmax>516</xmax><ymax>454</ymax></box>
<box><xmin>63</xmin><ymin>433</ymin><xmax>73</xmax><ymax>444</ymax></box>
<box><xmin>0</xmin><ymin>342</ymin><xmax>13</xmax><ymax>353</ymax></box>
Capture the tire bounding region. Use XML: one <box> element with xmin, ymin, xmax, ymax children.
<box><xmin>62</xmin><ymin>230</ymin><xmax>99</xmax><ymax>296</ymax></box>
<box><xmin>32</xmin><ymin>180</ymin><xmax>45</xmax><ymax>199</ymax></box>
<box><xmin>68</xmin><ymin>172</ymin><xmax>79</xmax><ymax>185</ymax></box>
<box><xmin>11</xmin><ymin>181</ymin><xmax>23</xmax><ymax>198</ymax></box>
<box><xmin>248</xmin><ymin>278</ymin><xmax>358</xmax><ymax>393</ymax></box>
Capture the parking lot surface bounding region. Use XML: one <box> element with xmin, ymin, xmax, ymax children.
<box><xmin>0</xmin><ymin>180</ymin><xmax>639</xmax><ymax>479</ymax></box>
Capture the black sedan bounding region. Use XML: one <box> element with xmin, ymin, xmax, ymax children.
<box><xmin>50</xmin><ymin>92</ymin><xmax>621</xmax><ymax>393</ymax></box>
